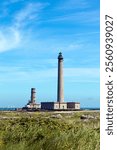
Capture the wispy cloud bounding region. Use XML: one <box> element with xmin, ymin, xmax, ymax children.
<box><xmin>41</xmin><ymin>10</ymin><xmax>99</xmax><ymax>24</ymax></box>
<box><xmin>0</xmin><ymin>27</ymin><xmax>21</xmax><ymax>52</ymax></box>
<box><xmin>0</xmin><ymin>66</ymin><xmax>99</xmax><ymax>83</ymax></box>
<box><xmin>73</xmin><ymin>31</ymin><xmax>99</xmax><ymax>37</ymax></box>
<box><xmin>14</xmin><ymin>2</ymin><xmax>48</xmax><ymax>29</ymax></box>
<box><xmin>57</xmin><ymin>0</ymin><xmax>89</xmax><ymax>10</ymax></box>
<box><xmin>0</xmin><ymin>1</ymin><xmax>49</xmax><ymax>53</ymax></box>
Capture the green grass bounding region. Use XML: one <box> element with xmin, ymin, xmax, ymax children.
<box><xmin>0</xmin><ymin>111</ymin><xmax>100</xmax><ymax>150</ymax></box>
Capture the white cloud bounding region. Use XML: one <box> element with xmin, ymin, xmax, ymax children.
<box><xmin>14</xmin><ymin>2</ymin><xmax>48</xmax><ymax>28</ymax></box>
<box><xmin>0</xmin><ymin>27</ymin><xmax>21</xmax><ymax>52</ymax></box>
<box><xmin>0</xmin><ymin>1</ymin><xmax>49</xmax><ymax>53</ymax></box>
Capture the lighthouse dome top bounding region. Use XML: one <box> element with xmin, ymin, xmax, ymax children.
<box><xmin>58</xmin><ymin>52</ymin><xmax>63</xmax><ymax>60</ymax></box>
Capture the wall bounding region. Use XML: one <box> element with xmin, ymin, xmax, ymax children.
<box><xmin>41</xmin><ymin>102</ymin><xmax>54</xmax><ymax>110</ymax></box>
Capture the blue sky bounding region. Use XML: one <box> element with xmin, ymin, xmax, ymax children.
<box><xmin>0</xmin><ymin>0</ymin><xmax>100</xmax><ymax>108</ymax></box>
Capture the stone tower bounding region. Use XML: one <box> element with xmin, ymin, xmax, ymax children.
<box><xmin>57</xmin><ymin>52</ymin><xmax>64</xmax><ymax>102</ymax></box>
<box><xmin>31</xmin><ymin>88</ymin><xmax>36</xmax><ymax>103</ymax></box>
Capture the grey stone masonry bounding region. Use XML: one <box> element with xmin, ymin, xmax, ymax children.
<box><xmin>31</xmin><ymin>88</ymin><xmax>36</xmax><ymax>103</ymax></box>
<box><xmin>57</xmin><ymin>52</ymin><xmax>64</xmax><ymax>103</ymax></box>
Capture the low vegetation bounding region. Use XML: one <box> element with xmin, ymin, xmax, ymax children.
<box><xmin>0</xmin><ymin>111</ymin><xmax>100</xmax><ymax>150</ymax></box>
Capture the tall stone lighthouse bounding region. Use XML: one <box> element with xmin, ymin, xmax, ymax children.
<box><xmin>41</xmin><ymin>52</ymin><xmax>80</xmax><ymax>110</ymax></box>
<box><xmin>57</xmin><ymin>52</ymin><xmax>64</xmax><ymax>102</ymax></box>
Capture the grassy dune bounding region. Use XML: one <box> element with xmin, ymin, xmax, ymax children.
<box><xmin>0</xmin><ymin>111</ymin><xmax>100</xmax><ymax>150</ymax></box>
